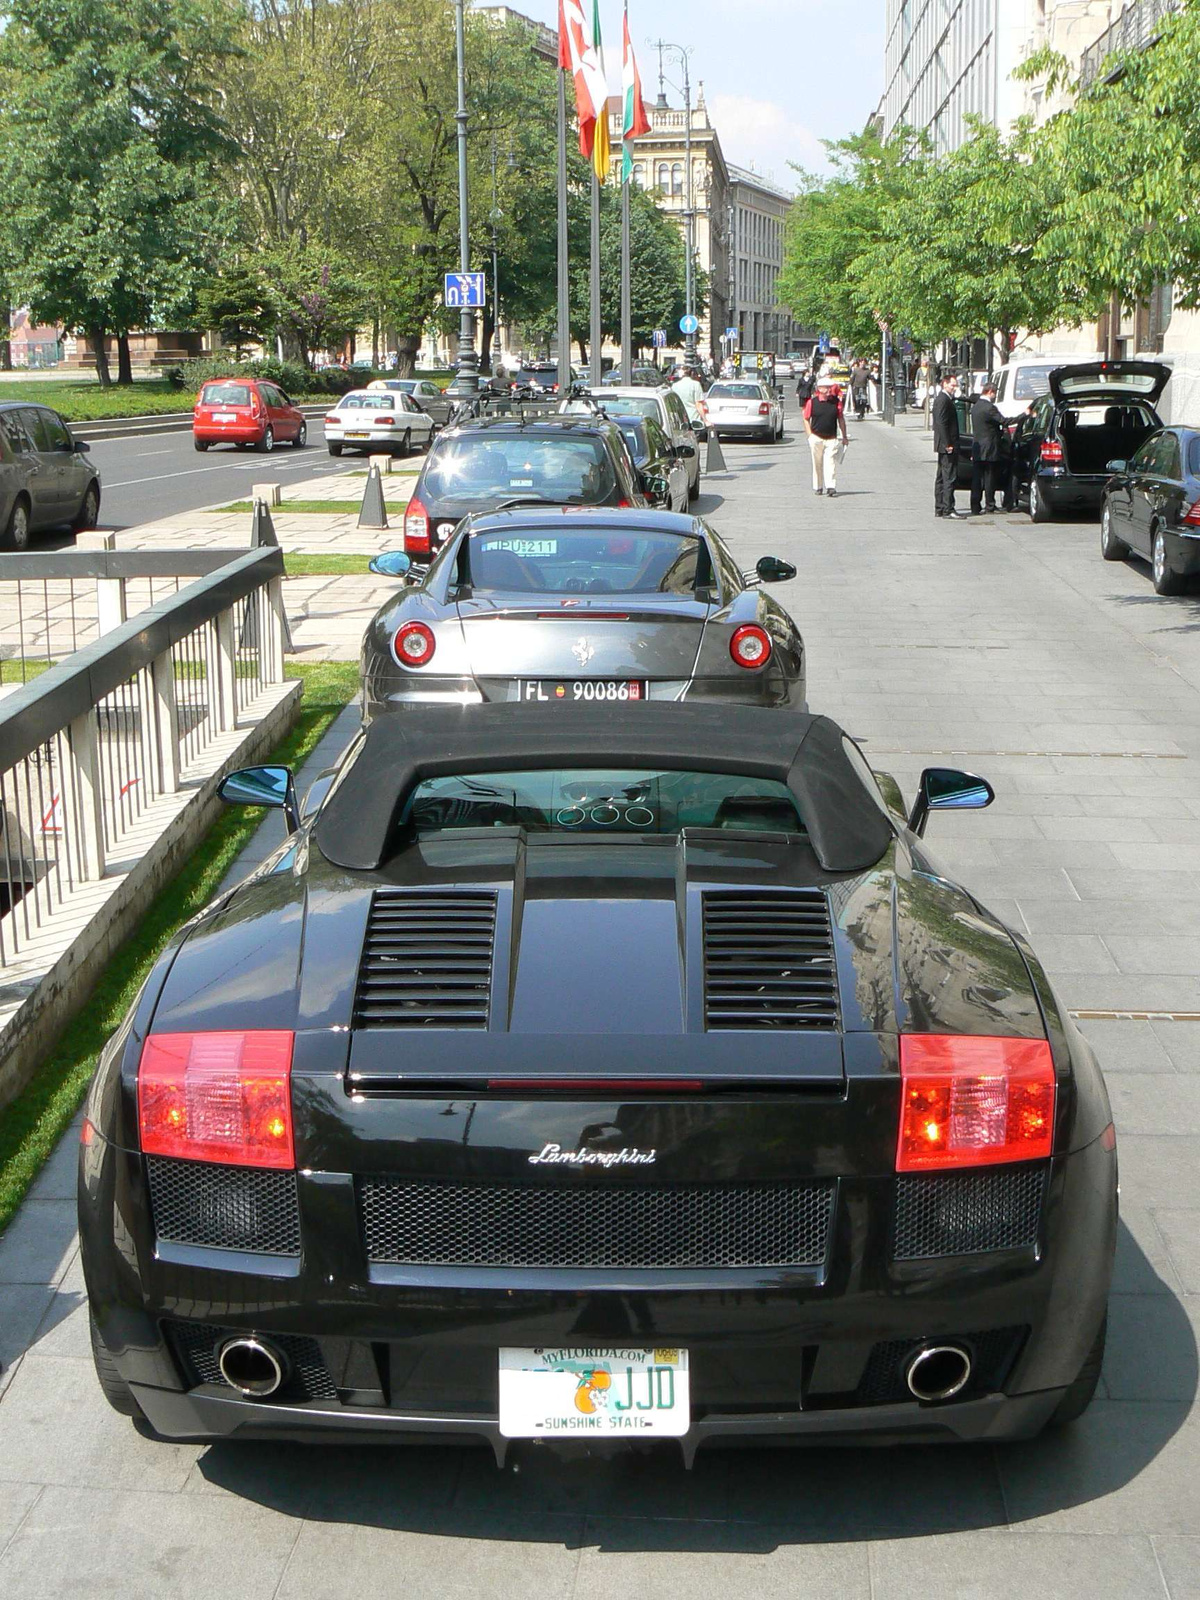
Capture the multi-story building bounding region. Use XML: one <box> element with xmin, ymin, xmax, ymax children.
<box><xmin>726</xmin><ymin>165</ymin><xmax>801</xmax><ymax>357</ymax></box>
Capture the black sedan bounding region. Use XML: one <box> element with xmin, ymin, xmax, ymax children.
<box><xmin>610</xmin><ymin>414</ymin><xmax>690</xmax><ymax>512</ymax></box>
<box><xmin>359</xmin><ymin>507</ymin><xmax>804</xmax><ymax>716</ymax></box>
<box><xmin>1101</xmin><ymin>425</ymin><xmax>1200</xmax><ymax>595</ymax></box>
<box><xmin>80</xmin><ymin>702</ymin><xmax>1115</xmax><ymax>1459</ymax></box>
<box><xmin>1011</xmin><ymin>360</ymin><xmax>1168</xmax><ymax>522</ymax></box>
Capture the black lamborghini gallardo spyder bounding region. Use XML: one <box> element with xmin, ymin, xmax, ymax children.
<box><xmin>79</xmin><ymin>703</ymin><xmax>1116</xmax><ymax>1462</ymax></box>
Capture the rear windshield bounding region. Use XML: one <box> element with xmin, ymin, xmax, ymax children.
<box><xmin>1012</xmin><ymin>365</ymin><xmax>1061</xmax><ymax>401</ymax></box>
<box><xmin>408</xmin><ymin>768</ymin><xmax>804</xmax><ymax>835</ymax></box>
<box><xmin>463</xmin><ymin>528</ymin><xmax>705</xmax><ymax>594</ymax></box>
<box><xmin>1190</xmin><ymin>437</ymin><xmax>1200</xmax><ymax>477</ymax></box>
<box><xmin>338</xmin><ymin>392</ymin><xmax>395</xmax><ymax>410</ymax></box>
<box><xmin>422</xmin><ymin>435</ymin><xmax>617</xmax><ymax>507</ymax></box>
<box><xmin>614</xmin><ymin>420</ymin><xmax>648</xmax><ymax>462</ymax></box>
<box><xmin>578</xmin><ymin>395</ymin><xmax>659</xmax><ymax>420</ymax></box>
<box><xmin>200</xmin><ymin>383</ymin><xmax>252</xmax><ymax>406</ymax></box>
<box><xmin>708</xmin><ymin>383</ymin><xmax>762</xmax><ymax>399</ymax></box>
<box><xmin>1056</xmin><ymin>368</ymin><xmax>1163</xmax><ymax>397</ymax></box>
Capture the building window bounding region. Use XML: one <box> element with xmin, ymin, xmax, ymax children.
<box><xmin>657</xmin><ymin>163</ymin><xmax>670</xmax><ymax>194</ymax></box>
<box><xmin>632</xmin><ymin>162</ymin><xmax>645</xmax><ymax>188</ymax></box>
<box><xmin>671</xmin><ymin>163</ymin><xmax>683</xmax><ymax>197</ymax></box>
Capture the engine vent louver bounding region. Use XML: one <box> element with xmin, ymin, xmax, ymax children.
<box><xmin>354</xmin><ymin>890</ymin><xmax>498</xmax><ymax>1029</ymax></box>
<box><xmin>702</xmin><ymin>890</ymin><xmax>839</xmax><ymax>1031</ymax></box>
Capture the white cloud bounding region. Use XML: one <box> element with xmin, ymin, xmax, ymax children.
<box><xmin>707</xmin><ymin>94</ymin><xmax>828</xmax><ymax>185</ymax></box>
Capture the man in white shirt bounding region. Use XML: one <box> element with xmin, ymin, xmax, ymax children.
<box><xmin>672</xmin><ymin>366</ymin><xmax>707</xmax><ymax>432</ymax></box>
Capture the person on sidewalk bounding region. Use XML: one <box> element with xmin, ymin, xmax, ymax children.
<box><xmin>969</xmin><ymin>382</ymin><xmax>1009</xmax><ymax>515</ymax></box>
<box><xmin>932</xmin><ymin>373</ymin><xmax>964</xmax><ymax>518</ymax></box>
<box><xmin>803</xmin><ymin>378</ymin><xmax>849</xmax><ymax>497</ymax></box>
<box><xmin>849</xmin><ymin>361</ymin><xmax>871</xmax><ymax>419</ymax></box>
<box><xmin>795</xmin><ymin>367</ymin><xmax>815</xmax><ymax>407</ymax></box>
<box><xmin>672</xmin><ymin>365</ymin><xmax>707</xmax><ymax>436</ymax></box>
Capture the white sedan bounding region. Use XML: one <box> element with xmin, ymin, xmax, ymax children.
<box><xmin>323</xmin><ymin>389</ymin><xmax>436</xmax><ymax>457</ymax></box>
<box><xmin>704</xmin><ymin>380</ymin><xmax>785</xmax><ymax>443</ymax></box>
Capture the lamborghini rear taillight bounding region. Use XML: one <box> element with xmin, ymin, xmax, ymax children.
<box><xmin>404</xmin><ymin>498</ymin><xmax>431</xmax><ymax>555</ymax></box>
<box><xmin>897</xmin><ymin>1035</ymin><xmax>1055</xmax><ymax>1172</ymax></box>
<box><xmin>1040</xmin><ymin>440</ymin><xmax>1064</xmax><ymax>464</ymax></box>
<box><xmin>138</xmin><ymin>1031</ymin><xmax>295</xmax><ymax>1168</ymax></box>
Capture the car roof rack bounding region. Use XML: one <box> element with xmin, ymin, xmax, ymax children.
<box><xmin>448</xmin><ymin>391</ymin><xmax>563</xmax><ymax>426</ymax></box>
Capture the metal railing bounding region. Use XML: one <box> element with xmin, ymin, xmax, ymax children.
<box><xmin>1079</xmin><ymin>0</ymin><xmax>1181</xmax><ymax>88</ymax></box>
<box><xmin>0</xmin><ymin>549</ymin><xmax>286</xmax><ymax>965</ymax></box>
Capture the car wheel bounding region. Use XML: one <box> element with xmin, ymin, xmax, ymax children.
<box><xmin>193</xmin><ymin>437</ymin><xmax>209</xmax><ymax>453</ymax></box>
<box><xmin>1153</xmin><ymin>527</ymin><xmax>1183</xmax><ymax>595</ymax></box>
<box><xmin>5</xmin><ymin>497</ymin><xmax>31</xmax><ymax>552</ymax></box>
<box><xmin>293</xmin><ymin>421</ymin><xmax>307</xmax><ymax>449</ymax></box>
<box><xmin>1100</xmin><ymin>502</ymin><xmax>1128</xmax><ymax>561</ymax></box>
<box><xmin>1029</xmin><ymin>475</ymin><xmax>1052</xmax><ymax>523</ymax></box>
<box><xmin>89</xmin><ymin>1309</ymin><xmax>144</xmax><ymax>1419</ymax></box>
<box><xmin>71</xmin><ymin>482</ymin><xmax>100</xmax><ymax>534</ymax></box>
<box><xmin>328</xmin><ymin>442</ymin><xmax>343</xmax><ymax>457</ymax></box>
<box><xmin>258</xmin><ymin>426</ymin><xmax>275</xmax><ymax>454</ymax></box>
<box><xmin>1049</xmin><ymin>1313</ymin><xmax>1106</xmax><ymax>1427</ymax></box>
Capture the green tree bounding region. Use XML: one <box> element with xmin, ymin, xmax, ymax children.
<box><xmin>260</xmin><ymin>242</ymin><xmax>367</xmax><ymax>368</ymax></box>
<box><xmin>192</xmin><ymin>264</ymin><xmax>277</xmax><ymax>358</ymax></box>
<box><xmin>0</xmin><ymin>0</ymin><xmax>240</xmax><ymax>384</ymax></box>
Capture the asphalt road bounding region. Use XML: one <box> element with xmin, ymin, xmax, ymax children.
<box><xmin>5</xmin><ymin>397</ymin><xmax>1200</xmax><ymax>1595</ymax></box>
<box><xmin>88</xmin><ymin>427</ymin><xmax>362</xmax><ymax>529</ymax></box>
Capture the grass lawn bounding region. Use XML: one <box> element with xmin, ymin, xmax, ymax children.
<box><xmin>283</xmin><ymin>553</ymin><xmax>375</xmax><ymax>576</ymax></box>
<box><xmin>0</xmin><ymin>660</ymin><xmax>358</xmax><ymax>1237</ymax></box>
<box><xmin>0</xmin><ymin>376</ymin><xmax>331</xmax><ymax>422</ymax></box>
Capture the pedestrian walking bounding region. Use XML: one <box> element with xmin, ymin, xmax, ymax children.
<box><xmin>672</xmin><ymin>365</ymin><xmax>708</xmax><ymax>435</ymax></box>
<box><xmin>969</xmin><ymin>382</ymin><xmax>1009</xmax><ymax>515</ymax></box>
<box><xmin>795</xmin><ymin>367</ymin><xmax>815</xmax><ymax>406</ymax></box>
<box><xmin>932</xmin><ymin>373</ymin><xmax>965</xmax><ymax>519</ymax></box>
<box><xmin>803</xmin><ymin>377</ymin><xmax>849</xmax><ymax>497</ymax></box>
<box><xmin>849</xmin><ymin>361</ymin><xmax>871</xmax><ymax>419</ymax></box>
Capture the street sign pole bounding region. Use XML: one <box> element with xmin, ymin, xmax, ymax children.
<box><xmin>620</xmin><ymin>166</ymin><xmax>633</xmax><ymax>384</ymax></box>
<box><xmin>556</xmin><ymin>60</ymin><xmax>570</xmax><ymax>396</ymax></box>
<box><xmin>453</xmin><ymin>0</ymin><xmax>479</xmax><ymax>395</ymax></box>
<box><xmin>590</xmin><ymin>169</ymin><xmax>602</xmax><ymax>390</ymax></box>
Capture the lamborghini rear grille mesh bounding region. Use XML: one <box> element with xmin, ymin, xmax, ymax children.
<box><xmin>354</xmin><ymin>890</ymin><xmax>498</xmax><ymax>1028</ymax></box>
<box><xmin>702</xmin><ymin>890</ymin><xmax>839</xmax><ymax>1030</ymax></box>
<box><xmin>359</xmin><ymin>1178</ymin><xmax>835</xmax><ymax>1268</ymax></box>
<box><xmin>893</xmin><ymin>1168</ymin><xmax>1045</xmax><ymax>1260</ymax></box>
<box><xmin>146</xmin><ymin>1157</ymin><xmax>300</xmax><ymax>1256</ymax></box>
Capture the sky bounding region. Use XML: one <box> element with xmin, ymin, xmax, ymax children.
<box><xmin>507</xmin><ymin>0</ymin><xmax>885</xmax><ymax>186</ymax></box>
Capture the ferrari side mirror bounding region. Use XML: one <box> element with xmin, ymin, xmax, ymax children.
<box><xmin>908</xmin><ymin>768</ymin><xmax>995</xmax><ymax>838</ymax></box>
<box><xmin>369</xmin><ymin>551</ymin><xmax>413</xmax><ymax>578</ymax></box>
<box><xmin>755</xmin><ymin>555</ymin><xmax>797</xmax><ymax>584</ymax></box>
<box><xmin>218</xmin><ymin>765</ymin><xmax>300</xmax><ymax>834</ymax></box>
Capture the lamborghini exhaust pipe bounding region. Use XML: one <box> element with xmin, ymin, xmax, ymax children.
<box><xmin>905</xmin><ymin>1344</ymin><xmax>971</xmax><ymax>1403</ymax></box>
<box><xmin>217</xmin><ymin>1336</ymin><xmax>288</xmax><ymax>1398</ymax></box>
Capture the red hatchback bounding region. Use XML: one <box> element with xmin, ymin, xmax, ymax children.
<box><xmin>192</xmin><ymin>379</ymin><xmax>307</xmax><ymax>453</ymax></box>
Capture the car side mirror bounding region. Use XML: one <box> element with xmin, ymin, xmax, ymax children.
<box><xmin>755</xmin><ymin>555</ymin><xmax>797</xmax><ymax>583</ymax></box>
<box><xmin>218</xmin><ymin>764</ymin><xmax>300</xmax><ymax>833</ymax></box>
<box><xmin>368</xmin><ymin>551</ymin><xmax>413</xmax><ymax>578</ymax></box>
<box><xmin>674</xmin><ymin>441</ymin><xmax>697</xmax><ymax>460</ymax></box>
<box><xmin>907</xmin><ymin>767</ymin><xmax>995</xmax><ymax>838</ymax></box>
<box><xmin>1106</xmin><ymin>459</ymin><xmax>1127</xmax><ymax>473</ymax></box>
<box><xmin>62</xmin><ymin>437</ymin><xmax>86</xmax><ymax>452</ymax></box>
<box><xmin>643</xmin><ymin>473</ymin><xmax>670</xmax><ymax>502</ymax></box>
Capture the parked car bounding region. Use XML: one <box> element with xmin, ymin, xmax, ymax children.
<box><xmin>323</xmin><ymin>389</ymin><xmax>436</xmax><ymax>458</ymax></box>
<box><xmin>0</xmin><ymin>402</ymin><xmax>102</xmax><ymax>549</ymax></box>
<box><xmin>366</xmin><ymin>378</ymin><xmax>454</xmax><ymax>429</ymax></box>
<box><xmin>1100</xmin><ymin>425</ymin><xmax>1200</xmax><ymax>595</ymax></box>
<box><xmin>81</xmin><ymin>699</ymin><xmax>1115</xmax><ymax>1452</ymax></box>
<box><xmin>1010</xmin><ymin>361</ymin><xmax>1168</xmax><ymax>523</ymax></box>
<box><xmin>192</xmin><ymin>378</ymin><xmax>307</xmax><ymax>453</ymax></box>
<box><xmin>399</xmin><ymin>414</ymin><xmax>646</xmax><ymax>562</ymax></box>
<box><xmin>704</xmin><ymin>380</ymin><xmax>785</xmax><ymax>443</ymax></box>
<box><xmin>602</xmin><ymin>365</ymin><xmax>666</xmax><ymax>388</ymax></box>
<box><xmin>610</xmin><ymin>415</ymin><xmax>689</xmax><ymax>512</ymax></box>
<box><xmin>361</xmin><ymin>506</ymin><xmax>802</xmax><ymax>714</ymax></box>
<box><xmin>991</xmin><ymin>352</ymin><xmax>1103</xmax><ymax>421</ymax></box>
<box><xmin>561</xmin><ymin>387</ymin><xmax>700</xmax><ymax>500</ymax></box>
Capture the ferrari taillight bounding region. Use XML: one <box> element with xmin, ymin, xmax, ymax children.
<box><xmin>404</xmin><ymin>498</ymin><xmax>431</xmax><ymax>555</ymax></box>
<box><xmin>394</xmin><ymin>620</ymin><xmax>435</xmax><ymax>666</ymax></box>
<box><xmin>730</xmin><ymin>624</ymin><xmax>772</xmax><ymax>669</ymax></box>
<box><xmin>897</xmin><ymin>1035</ymin><xmax>1055</xmax><ymax>1172</ymax></box>
<box><xmin>137</xmin><ymin>1031</ymin><xmax>295</xmax><ymax>1169</ymax></box>
<box><xmin>1040</xmin><ymin>440</ymin><xmax>1064</xmax><ymax>464</ymax></box>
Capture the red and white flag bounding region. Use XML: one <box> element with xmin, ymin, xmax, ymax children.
<box><xmin>560</xmin><ymin>0</ymin><xmax>609</xmax><ymax>179</ymax></box>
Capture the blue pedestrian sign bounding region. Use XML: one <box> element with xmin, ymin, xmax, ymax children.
<box><xmin>652</xmin><ymin>329</ymin><xmax>667</xmax><ymax>348</ymax></box>
<box><xmin>725</xmin><ymin>327</ymin><xmax>738</xmax><ymax>340</ymax></box>
<box><xmin>444</xmin><ymin>272</ymin><xmax>486</xmax><ymax>309</ymax></box>
<box><xmin>679</xmin><ymin>314</ymin><xmax>700</xmax><ymax>335</ymax></box>
<box><xmin>818</xmin><ymin>332</ymin><xmax>831</xmax><ymax>353</ymax></box>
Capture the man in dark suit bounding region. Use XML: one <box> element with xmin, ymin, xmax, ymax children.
<box><xmin>970</xmin><ymin>382</ymin><xmax>1010</xmax><ymax>514</ymax></box>
<box><xmin>932</xmin><ymin>373</ymin><xmax>964</xmax><ymax>518</ymax></box>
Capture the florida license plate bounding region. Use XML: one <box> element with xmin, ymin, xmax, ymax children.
<box><xmin>498</xmin><ymin>1347</ymin><xmax>689</xmax><ymax>1438</ymax></box>
<box><xmin>521</xmin><ymin>680</ymin><xmax>644</xmax><ymax>703</ymax></box>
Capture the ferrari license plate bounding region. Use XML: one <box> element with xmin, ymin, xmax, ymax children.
<box><xmin>520</xmin><ymin>680</ymin><xmax>644</xmax><ymax>703</ymax></box>
<box><xmin>498</xmin><ymin>1347</ymin><xmax>689</xmax><ymax>1439</ymax></box>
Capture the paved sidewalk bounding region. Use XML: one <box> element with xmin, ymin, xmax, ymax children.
<box><xmin>3</xmin><ymin>400</ymin><xmax>1200</xmax><ymax>1595</ymax></box>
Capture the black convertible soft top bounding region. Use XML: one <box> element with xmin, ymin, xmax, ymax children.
<box><xmin>315</xmin><ymin>703</ymin><xmax>894</xmax><ymax>873</ymax></box>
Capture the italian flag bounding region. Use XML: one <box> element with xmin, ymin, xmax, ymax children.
<box><xmin>621</xmin><ymin>6</ymin><xmax>650</xmax><ymax>184</ymax></box>
<box><xmin>560</xmin><ymin>0</ymin><xmax>610</xmax><ymax>182</ymax></box>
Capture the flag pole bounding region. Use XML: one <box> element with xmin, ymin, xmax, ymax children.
<box><xmin>620</xmin><ymin>163</ymin><xmax>632</xmax><ymax>383</ymax></box>
<box><xmin>590</xmin><ymin>168</ymin><xmax>602</xmax><ymax>388</ymax></box>
<box><xmin>556</xmin><ymin>62</ymin><xmax>570</xmax><ymax>393</ymax></box>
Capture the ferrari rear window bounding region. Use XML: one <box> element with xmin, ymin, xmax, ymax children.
<box><xmin>408</xmin><ymin>769</ymin><xmax>805</xmax><ymax>836</ymax></box>
<box><xmin>464</xmin><ymin>529</ymin><xmax>705</xmax><ymax>594</ymax></box>
<box><xmin>200</xmin><ymin>383</ymin><xmax>252</xmax><ymax>406</ymax></box>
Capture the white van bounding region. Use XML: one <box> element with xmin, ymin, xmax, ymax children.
<box><xmin>992</xmin><ymin>353</ymin><xmax>1100</xmax><ymax>420</ymax></box>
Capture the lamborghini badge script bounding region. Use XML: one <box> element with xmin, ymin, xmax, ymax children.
<box><xmin>572</xmin><ymin>637</ymin><xmax>595</xmax><ymax>666</ymax></box>
<box><xmin>528</xmin><ymin>1143</ymin><xmax>656</xmax><ymax>1167</ymax></box>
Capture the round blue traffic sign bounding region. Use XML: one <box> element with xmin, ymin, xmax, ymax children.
<box><xmin>679</xmin><ymin>314</ymin><xmax>699</xmax><ymax>335</ymax></box>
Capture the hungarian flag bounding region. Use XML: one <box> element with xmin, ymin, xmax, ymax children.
<box><xmin>560</xmin><ymin>0</ymin><xmax>610</xmax><ymax>183</ymax></box>
<box><xmin>621</xmin><ymin>6</ymin><xmax>650</xmax><ymax>183</ymax></box>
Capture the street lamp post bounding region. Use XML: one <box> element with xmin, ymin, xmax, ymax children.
<box><xmin>453</xmin><ymin>0</ymin><xmax>478</xmax><ymax>394</ymax></box>
<box><xmin>490</xmin><ymin>135</ymin><xmax>504</xmax><ymax>374</ymax></box>
<box><xmin>653</xmin><ymin>41</ymin><xmax>695</xmax><ymax>365</ymax></box>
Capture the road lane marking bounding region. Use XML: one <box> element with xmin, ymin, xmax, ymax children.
<box><xmin>133</xmin><ymin>449</ymin><xmax>173</xmax><ymax>457</ymax></box>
